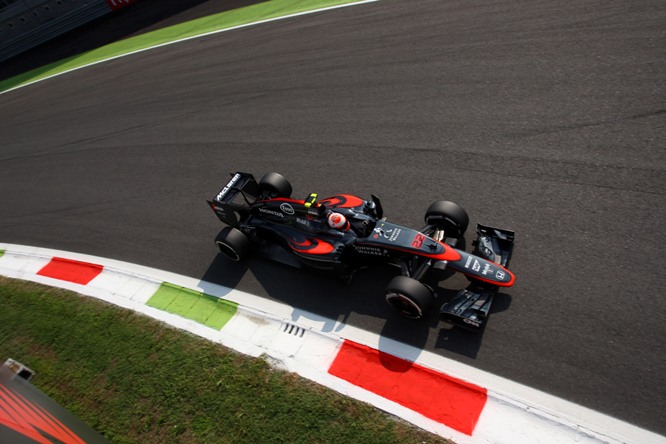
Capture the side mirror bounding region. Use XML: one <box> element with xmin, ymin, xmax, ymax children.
<box><xmin>370</xmin><ymin>194</ymin><xmax>383</xmax><ymax>219</ymax></box>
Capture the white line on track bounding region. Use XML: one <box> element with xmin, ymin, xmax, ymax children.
<box><xmin>0</xmin><ymin>0</ymin><xmax>380</xmax><ymax>96</ymax></box>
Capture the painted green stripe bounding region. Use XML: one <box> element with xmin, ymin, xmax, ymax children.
<box><xmin>147</xmin><ymin>282</ymin><xmax>238</xmax><ymax>330</ymax></box>
<box><xmin>0</xmin><ymin>250</ymin><xmax>4</xmax><ymax>258</ymax></box>
<box><xmin>0</xmin><ymin>0</ymin><xmax>370</xmax><ymax>93</ymax></box>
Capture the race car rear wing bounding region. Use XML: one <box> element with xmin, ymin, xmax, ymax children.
<box><xmin>440</xmin><ymin>223</ymin><xmax>515</xmax><ymax>332</ymax></box>
<box><xmin>207</xmin><ymin>172</ymin><xmax>259</xmax><ymax>227</ymax></box>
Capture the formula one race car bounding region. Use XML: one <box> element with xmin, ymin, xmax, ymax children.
<box><xmin>208</xmin><ymin>172</ymin><xmax>516</xmax><ymax>331</ymax></box>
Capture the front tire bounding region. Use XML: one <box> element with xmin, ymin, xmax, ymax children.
<box><xmin>424</xmin><ymin>200</ymin><xmax>469</xmax><ymax>239</ymax></box>
<box><xmin>215</xmin><ymin>227</ymin><xmax>250</xmax><ymax>261</ymax></box>
<box><xmin>385</xmin><ymin>276</ymin><xmax>434</xmax><ymax>319</ymax></box>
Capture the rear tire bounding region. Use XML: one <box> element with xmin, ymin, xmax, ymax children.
<box><xmin>385</xmin><ymin>276</ymin><xmax>434</xmax><ymax>319</ymax></box>
<box><xmin>424</xmin><ymin>200</ymin><xmax>469</xmax><ymax>238</ymax></box>
<box><xmin>215</xmin><ymin>227</ymin><xmax>250</xmax><ymax>261</ymax></box>
<box><xmin>258</xmin><ymin>172</ymin><xmax>292</xmax><ymax>198</ymax></box>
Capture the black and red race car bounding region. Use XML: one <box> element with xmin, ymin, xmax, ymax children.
<box><xmin>208</xmin><ymin>171</ymin><xmax>515</xmax><ymax>331</ymax></box>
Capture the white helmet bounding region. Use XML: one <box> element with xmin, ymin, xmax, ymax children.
<box><xmin>327</xmin><ymin>212</ymin><xmax>348</xmax><ymax>230</ymax></box>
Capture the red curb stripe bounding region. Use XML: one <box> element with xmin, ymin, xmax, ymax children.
<box><xmin>0</xmin><ymin>385</ymin><xmax>85</xmax><ymax>444</ymax></box>
<box><xmin>37</xmin><ymin>258</ymin><xmax>103</xmax><ymax>285</ymax></box>
<box><xmin>328</xmin><ymin>340</ymin><xmax>487</xmax><ymax>435</ymax></box>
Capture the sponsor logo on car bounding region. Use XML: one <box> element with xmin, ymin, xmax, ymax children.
<box><xmin>464</xmin><ymin>318</ymin><xmax>481</xmax><ymax>327</ymax></box>
<box><xmin>280</xmin><ymin>203</ymin><xmax>295</xmax><ymax>215</ymax></box>
<box><xmin>216</xmin><ymin>173</ymin><xmax>241</xmax><ymax>201</ymax></box>
<box><xmin>482</xmin><ymin>263</ymin><xmax>494</xmax><ymax>276</ymax></box>
<box><xmin>353</xmin><ymin>245</ymin><xmax>388</xmax><ymax>256</ymax></box>
<box><xmin>373</xmin><ymin>227</ymin><xmax>402</xmax><ymax>242</ymax></box>
<box><xmin>259</xmin><ymin>207</ymin><xmax>284</xmax><ymax>218</ymax></box>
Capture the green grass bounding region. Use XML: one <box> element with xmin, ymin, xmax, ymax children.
<box><xmin>0</xmin><ymin>277</ymin><xmax>451</xmax><ymax>443</ymax></box>
<box><xmin>0</xmin><ymin>0</ymin><xmax>369</xmax><ymax>93</ymax></box>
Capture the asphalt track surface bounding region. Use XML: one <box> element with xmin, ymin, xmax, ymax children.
<box><xmin>1</xmin><ymin>0</ymin><xmax>665</xmax><ymax>435</ymax></box>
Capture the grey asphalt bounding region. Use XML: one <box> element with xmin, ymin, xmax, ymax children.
<box><xmin>1</xmin><ymin>0</ymin><xmax>665</xmax><ymax>435</ymax></box>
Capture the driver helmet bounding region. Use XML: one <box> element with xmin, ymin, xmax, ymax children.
<box><xmin>327</xmin><ymin>212</ymin><xmax>349</xmax><ymax>230</ymax></box>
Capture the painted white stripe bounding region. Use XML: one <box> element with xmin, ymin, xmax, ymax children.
<box><xmin>0</xmin><ymin>0</ymin><xmax>380</xmax><ymax>96</ymax></box>
<box><xmin>88</xmin><ymin>268</ymin><xmax>161</xmax><ymax>304</ymax></box>
<box><xmin>0</xmin><ymin>243</ymin><xmax>663</xmax><ymax>444</ymax></box>
<box><xmin>0</xmin><ymin>250</ymin><xmax>52</xmax><ymax>275</ymax></box>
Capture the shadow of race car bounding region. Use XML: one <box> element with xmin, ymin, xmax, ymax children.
<box><xmin>207</xmin><ymin>172</ymin><xmax>516</xmax><ymax>332</ymax></box>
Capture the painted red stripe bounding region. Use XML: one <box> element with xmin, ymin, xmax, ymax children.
<box><xmin>17</xmin><ymin>391</ymin><xmax>86</xmax><ymax>444</ymax></box>
<box><xmin>0</xmin><ymin>387</ymin><xmax>53</xmax><ymax>444</ymax></box>
<box><xmin>37</xmin><ymin>257</ymin><xmax>103</xmax><ymax>285</ymax></box>
<box><xmin>0</xmin><ymin>417</ymin><xmax>51</xmax><ymax>444</ymax></box>
<box><xmin>328</xmin><ymin>340</ymin><xmax>487</xmax><ymax>435</ymax></box>
<box><xmin>0</xmin><ymin>385</ymin><xmax>85</xmax><ymax>444</ymax></box>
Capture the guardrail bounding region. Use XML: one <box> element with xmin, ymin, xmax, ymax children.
<box><xmin>0</xmin><ymin>0</ymin><xmax>136</xmax><ymax>63</ymax></box>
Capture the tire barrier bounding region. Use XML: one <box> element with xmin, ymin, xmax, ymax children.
<box><xmin>0</xmin><ymin>0</ymin><xmax>135</xmax><ymax>63</ymax></box>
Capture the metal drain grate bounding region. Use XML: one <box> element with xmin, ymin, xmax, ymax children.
<box><xmin>282</xmin><ymin>323</ymin><xmax>305</xmax><ymax>338</ymax></box>
<box><xmin>3</xmin><ymin>358</ymin><xmax>35</xmax><ymax>380</ymax></box>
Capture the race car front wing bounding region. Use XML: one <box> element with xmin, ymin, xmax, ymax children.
<box><xmin>439</xmin><ymin>224</ymin><xmax>515</xmax><ymax>332</ymax></box>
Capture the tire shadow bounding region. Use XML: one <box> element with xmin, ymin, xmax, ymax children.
<box><xmin>199</xmin><ymin>249</ymin><xmax>509</xmax><ymax>361</ymax></box>
<box><xmin>434</xmin><ymin>289</ymin><xmax>513</xmax><ymax>359</ymax></box>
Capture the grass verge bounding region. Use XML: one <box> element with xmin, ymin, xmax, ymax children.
<box><xmin>0</xmin><ymin>277</ymin><xmax>451</xmax><ymax>443</ymax></box>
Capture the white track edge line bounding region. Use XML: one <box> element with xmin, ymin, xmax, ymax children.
<box><xmin>0</xmin><ymin>0</ymin><xmax>380</xmax><ymax>96</ymax></box>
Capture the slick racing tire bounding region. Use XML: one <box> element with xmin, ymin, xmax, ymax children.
<box><xmin>215</xmin><ymin>227</ymin><xmax>250</xmax><ymax>261</ymax></box>
<box><xmin>385</xmin><ymin>276</ymin><xmax>434</xmax><ymax>319</ymax></box>
<box><xmin>258</xmin><ymin>172</ymin><xmax>292</xmax><ymax>198</ymax></box>
<box><xmin>424</xmin><ymin>200</ymin><xmax>469</xmax><ymax>239</ymax></box>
